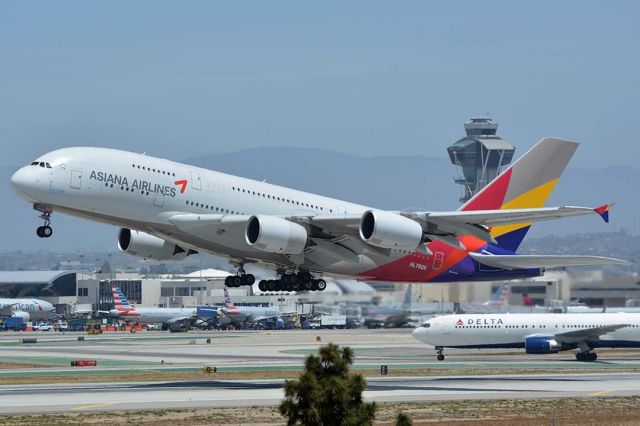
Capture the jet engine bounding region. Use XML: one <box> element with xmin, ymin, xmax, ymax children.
<box><xmin>524</xmin><ymin>336</ymin><xmax>563</xmax><ymax>354</ymax></box>
<box><xmin>118</xmin><ymin>228</ymin><xmax>192</xmax><ymax>260</ymax></box>
<box><xmin>11</xmin><ymin>311</ymin><xmax>30</xmax><ymax>321</ymax></box>
<box><xmin>359</xmin><ymin>210</ymin><xmax>424</xmax><ymax>251</ymax></box>
<box><xmin>245</xmin><ymin>215</ymin><xmax>307</xmax><ymax>254</ymax></box>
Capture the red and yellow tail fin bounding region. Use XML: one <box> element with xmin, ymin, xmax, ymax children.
<box><xmin>460</xmin><ymin>137</ymin><xmax>578</xmax><ymax>251</ymax></box>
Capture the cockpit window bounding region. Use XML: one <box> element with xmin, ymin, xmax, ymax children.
<box><xmin>422</xmin><ymin>322</ymin><xmax>431</xmax><ymax>328</ymax></box>
<box><xmin>31</xmin><ymin>161</ymin><xmax>51</xmax><ymax>168</ymax></box>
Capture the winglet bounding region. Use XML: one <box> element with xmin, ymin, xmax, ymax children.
<box><xmin>594</xmin><ymin>203</ymin><xmax>613</xmax><ymax>223</ymax></box>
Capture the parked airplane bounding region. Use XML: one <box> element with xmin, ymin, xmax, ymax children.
<box><xmin>109</xmin><ymin>286</ymin><xmax>196</xmax><ymax>324</ymax></box>
<box><xmin>412</xmin><ymin>313</ymin><xmax>640</xmax><ymax>361</ymax></box>
<box><xmin>218</xmin><ymin>286</ymin><xmax>280</xmax><ymax>326</ymax></box>
<box><xmin>484</xmin><ymin>282</ymin><xmax>509</xmax><ymax>308</ymax></box>
<box><xmin>0</xmin><ymin>298</ymin><xmax>56</xmax><ymax>322</ymax></box>
<box><xmin>363</xmin><ymin>285</ymin><xmax>412</xmax><ymax>328</ymax></box>
<box><xmin>11</xmin><ymin>138</ymin><xmax>627</xmax><ymax>292</ymax></box>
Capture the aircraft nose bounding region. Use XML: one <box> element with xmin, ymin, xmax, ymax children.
<box><xmin>10</xmin><ymin>167</ymin><xmax>36</xmax><ymax>198</ymax></box>
<box><xmin>412</xmin><ymin>327</ymin><xmax>426</xmax><ymax>340</ymax></box>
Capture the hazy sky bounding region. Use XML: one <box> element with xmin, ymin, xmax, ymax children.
<box><xmin>1</xmin><ymin>1</ymin><xmax>639</xmax><ymax>168</ymax></box>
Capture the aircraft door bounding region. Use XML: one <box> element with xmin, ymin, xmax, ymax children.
<box><xmin>190</xmin><ymin>171</ymin><xmax>201</xmax><ymax>191</ymax></box>
<box><xmin>70</xmin><ymin>170</ymin><xmax>82</xmax><ymax>190</ymax></box>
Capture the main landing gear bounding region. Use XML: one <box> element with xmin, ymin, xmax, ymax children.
<box><xmin>576</xmin><ymin>351</ymin><xmax>597</xmax><ymax>362</ymax></box>
<box><xmin>225</xmin><ymin>266</ymin><xmax>255</xmax><ymax>288</ymax></box>
<box><xmin>436</xmin><ymin>347</ymin><xmax>445</xmax><ymax>361</ymax></box>
<box><xmin>35</xmin><ymin>206</ymin><xmax>53</xmax><ymax>238</ymax></box>
<box><xmin>257</xmin><ymin>271</ymin><xmax>327</xmax><ymax>293</ymax></box>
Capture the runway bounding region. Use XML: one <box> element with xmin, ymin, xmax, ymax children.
<box><xmin>0</xmin><ymin>372</ymin><xmax>638</xmax><ymax>414</ymax></box>
<box><xmin>0</xmin><ymin>329</ymin><xmax>639</xmax><ymax>414</ymax></box>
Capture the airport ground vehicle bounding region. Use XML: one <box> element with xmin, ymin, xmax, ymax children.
<box><xmin>54</xmin><ymin>321</ymin><xmax>68</xmax><ymax>331</ymax></box>
<box><xmin>33</xmin><ymin>322</ymin><xmax>52</xmax><ymax>331</ymax></box>
<box><xmin>146</xmin><ymin>323</ymin><xmax>163</xmax><ymax>331</ymax></box>
<box><xmin>169</xmin><ymin>323</ymin><xmax>189</xmax><ymax>333</ymax></box>
<box><xmin>321</xmin><ymin>315</ymin><xmax>347</xmax><ymax>329</ymax></box>
<box><xmin>0</xmin><ymin>317</ymin><xmax>26</xmax><ymax>331</ymax></box>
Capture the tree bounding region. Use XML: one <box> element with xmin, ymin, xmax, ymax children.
<box><xmin>280</xmin><ymin>343</ymin><xmax>376</xmax><ymax>425</ymax></box>
<box><xmin>395</xmin><ymin>412</ymin><xmax>413</xmax><ymax>426</ymax></box>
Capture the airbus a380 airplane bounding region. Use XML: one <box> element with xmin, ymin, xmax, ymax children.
<box><xmin>413</xmin><ymin>313</ymin><xmax>640</xmax><ymax>362</ymax></box>
<box><xmin>10</xmin><ymin>138</ymin><xmax>627</xmax><ymax>292</ymax></box>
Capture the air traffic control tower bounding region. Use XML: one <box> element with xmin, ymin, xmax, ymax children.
<box><xmin>447</xmin><ymin>117</ymin><xmax>515</xmax><ymax>203</ymax></box>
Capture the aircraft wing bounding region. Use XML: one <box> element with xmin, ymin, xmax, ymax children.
<box><xmin>551</xmin><ymin>324</ymin><xmax>630</xmax><ymax>343</ymax></box>
<box><xmin>469</xmin><ymin>253</ymin><xmax>630</xmax><ymax>269</ymax></box>
<box><xmin>309</xmin><ymin>204</ymin><xmax>611</xmax><ymax>246</ymax></box>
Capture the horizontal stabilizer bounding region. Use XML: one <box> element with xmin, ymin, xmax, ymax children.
<box><xmin>470</xmin><ymin>252</ymin><xmax>630</xmax><ymax>269</ymax></box>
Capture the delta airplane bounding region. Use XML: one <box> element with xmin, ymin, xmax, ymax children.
<box><xmin>109</xmin><ymin>286</ymin><xmax>196</xmax><ymax>325</ymax></box>
<box><xmin>0</xmin><ymin>298</ymin><xmax>56</xmax><ymax>322</ymax></box>
<box><xmin>413</xmin><ymin>313</ymin><xmax>640</xmax><ymax>361</ymax></box>
<box><xmin>10</xmin><ymin>138</ymin><xmax>628</xmax><ymax>292</ymax></box>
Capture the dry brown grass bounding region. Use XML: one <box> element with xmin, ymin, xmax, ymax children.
<box><xmin>3</xmin><ymin>397</ymin><xmax>640</xmax><ymax>425</ymax></box>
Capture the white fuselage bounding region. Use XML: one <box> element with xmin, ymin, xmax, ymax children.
<box><xmin>0</xmin><ymin>298</ymin><xmax>56</xmax><ymax>322</ymax></box>
<box><xmin>219</xmin><ymin>305</ymin><xmax>279</xmax><ymax>325</ymax></box>
<box><xmin>10</xmin><ymin>147</ymin><xmax>374</xmax><ymax>276</ymax></box>
<box><xmin>413</xmin><ymin>313</ymin><xmax>640</xmax><ymax>349</ymax></box>
<box><xmin>110</xmin><ymin>306</ymin><xmax>197</xmax><ymax>324</ymax></box>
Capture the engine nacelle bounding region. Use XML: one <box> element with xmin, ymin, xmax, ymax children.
<box><xmin>359</xmin><ymin>210</ymin><xmax>423</xmax><ymax>250</ymax></box>
<box><xmin>245</xmin><ymin>215</ymin><xmax>307</xmax><ymax>254</ymax></box>
<box><xmin>11</xmin><ymin>311</ymin><xmax>30</xmax><ymax>321</ymax></box>
<box><xmin>525</xmin><ymin>336</ymin><xmax>562</xmax><ymax>354</ymax></box>
<box><xmin>118</xmin><ymin>228</ymin><xmax>191</xmax><ymax>260</ymax></box>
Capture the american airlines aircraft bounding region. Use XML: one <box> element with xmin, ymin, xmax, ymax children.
<box><xmin>109</xmin><ymin>286</ymin><xmax>196</xmax><ymax>324</ymax></box>
<box><xmin>413</xmin><ymin>313</ymin><xmax>640</xmax><ymax>361</ymax></box>
<box><xmin>217</xmin><ymin>286</ymin><xmax>280</xmax><ymax>326</ymax></box>
<box><xmin>10</xmin><ymin>138</ymin><xmax>626</xmax><ymax>292</ymax></box>
<box><xmin>0</xmin><ymin>298</ymin><xmax>56</xmax><ymax>322</ymax></box>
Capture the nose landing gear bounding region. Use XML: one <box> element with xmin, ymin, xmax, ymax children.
<box><xmin>436</xmin><ymin>347</ymin><xmax>445</xmax><ymax>361</ymax></box>
<box><xmin>35</xmin><ymin>206</ymin><xmax>53</xmax><ymax>238</ymax></box>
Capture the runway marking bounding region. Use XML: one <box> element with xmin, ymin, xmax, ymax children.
<box><xmin>589</xmin><ymin>389</ymin><xmax>614</xmax><ymax>397</ymax></box>
<box><xmin>72</xmin><ymin>402</ymin><xmax>117</xmax><ymax>411</ymax></box>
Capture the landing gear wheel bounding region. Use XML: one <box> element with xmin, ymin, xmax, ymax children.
<box><xmin>258</xmin><ymin>280</ymin><xmax>267</xmax><ymax>292</ymax></box>
<box><xmin>36</xmin><ymin>226</ymin><xmax>52</xmax><ymax>238</ymax></box>
<box><xmin>244</xmin><ymin>274</ymin><xmax>255</xmax><ymax>286</ymax></box>
<box><xmin>316</xmin><ymin>279</ymin><xmax>327</xmax><ymax>291</ymax></box>
<box><xmin>437</xmin><ymin>354</ymin><xmax>445</xmax><ymax>361</ymax></box>
<box><xmin>310</xmin><ymin>279</ymin><xmax>319</xmax><ymax>291</ymax></box>
<box><xmin>436</xmin><ymin>347</ymin><xmax>445</xmax><ymax>361</ymax></box>
<box><xmin>303</xmin><ymin>279</ymin><xmax>314</xmax><ymax>291</ymax></box>
<box><xmin>267</xmin><ymin>280</ymin><xmax>276</xmax><ymax>292</ymax></box>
